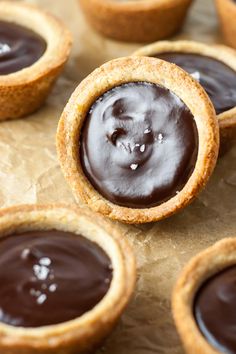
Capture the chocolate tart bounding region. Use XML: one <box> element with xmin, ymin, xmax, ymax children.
<box><xmin>172</xmin><ymin>238</ymin><xmax>236</xmax><ymax>354</ymax></box>
<box><xmin>0</xmin><ymin>204</ymin><xmax>136</xmax><ymax>354</ymax></box>
<box><xmin>78</xmin><ymin>0</ymin><xmax>194</xmax><ymax>43</ymax></box>
<box><xmin>57</xmin><ymin>56</ymin><xmax>219</xmax><ymax>224</ymax></box>
<box><xmin>216</xmin><ymin>0</ymin><xmax>236</xmax><ymax>50</ymax></box>
<box><xmin>133</xmin><ymin>40</ymin><xmax>236</xmax><ymax>150</ymax></box>
<box><xmin>0</xmin><ymin>2</ymin><xmax>72</xmax><ymax>121</ymax></box>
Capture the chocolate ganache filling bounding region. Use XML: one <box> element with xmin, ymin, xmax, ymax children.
<box><xmin>81</xmin><ymin>82</ymin><xmax>198</xmax><ymax>209</ymax></box>
<box><xmin>0</xmin><ymin>230</ymin><xmax>112</xmax><ymax>327</ymax></box>
<box><xmin>194</xmin><ymin>266</ymin><xmax>236</xmax><ymax>353</ymax></box>
<box><xmin>155</xmin><ymin>52</ymin><xmax>236</xmax><ymax>115</ymax></box>
<box><xmin>0</xmin><ymin>20</ymin><xmax>46</xmax><ymax>75</ymax></box>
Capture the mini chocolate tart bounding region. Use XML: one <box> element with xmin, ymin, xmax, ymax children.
<box><xmin>0</xmin><ymin>2</ymin><xmax>72</xmax><ymax>120</ymax></box>
<box><xmin>216</xmin><ymin>0</ymin><xmax>236</xmax><ymax>50</ymax></box>
<box><xmin>78</xmin><ymin>0</ymin><xmax>194</xmax><ymax>43</ymax></box>
<box><xmin>172</xmin><ymin>238</ymin><xmax>236</xmax><ymax>354</ymax></box>
<box><xmin>0</xmin><ymin>204</ymin><xmax>135</xmax><ymax>353</ymax></box>
<box><xmin>57</xmin><ymin>56</ymin><xmax>219</xmax><ymax>224</ymax></box>
<box><xmin>134</xmin><ymin>40</ymin><xmax>236</xmax><ymax>151</ymax></box>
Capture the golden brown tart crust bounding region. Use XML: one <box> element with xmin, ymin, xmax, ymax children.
<box><xmin>172</xmin><ymin>237</ymin><xmax>236</xmax><ymax>354</ymax></box>
<box><xmin>57</xmin><ymin>56</ymin><xmax>219</xmax><ymax>224</ymax></box>
<box><xmin>0</xmin><ymin>204</ymin><xmax>136</xmax><ymax>354</ymax></box>
<box><xmin>133</xmin><ymin>40</ymin><xmax>236</xmax><ymax>149</ymax></box>
<box><xmin>216</xmin><ymin>0</ymin><xmax>236</xmax><ymax>50</ymax></box>
<box><xmin>78</xmin><ymin>0</ymin><xmax>193</xmax><ymax>43</ymax></box>
<box><xmin>0</xmin><ymin>2</ymin><xmax>72</xmax><ymax>121</ymax></box>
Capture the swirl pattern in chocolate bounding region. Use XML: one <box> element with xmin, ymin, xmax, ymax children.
<box><xmin>156</xmin><ymin>52</ymin><xmax>236</xmax><ymax>115</ymax></box>
<box><xmin>0</xmin><ymin>20</ymin><xmax>46</xmax><ymax>75</ymax></box>
<box><xmin>81</xmin><ymin>82</ymin><xmax>198</xmax><ymax>209</ymax></box>
<box><xmin>194</xmin><ymin>266</ymin><xmax>236</xmax><ymax>354</ymax></box>
<box><xmin>0</xmin><ymin>230</ymin><xmax>112</xmax><ymax>327</ymax></box>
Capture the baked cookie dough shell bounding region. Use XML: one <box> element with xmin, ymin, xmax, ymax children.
<box><xmin>133</xmin><ymin>40</ymin><xmax>236</xmax><ymax>152</ymax></box>
<box><xmin>79</xmin><ymin>0</ymin><xmax>193</xmax><ymax>42</ymax></box>
<box><xmin>57</xmin><ymin>56</ymin><xmax>219</xmax><ymax>224</ymax></box>
<box><xmin>172</xmin><ymin>237</ymin><xmax>236</xmax><ymax>354</ymax></box>
<box><xmin>0</xmin><ymin>204</ymin><xmax>136</xmax><ymax>354</ymax></box>
<box><xmin>215</xmin><ymin>0</ymin><xmax>236</xmax><ymax>50</ymax></box>
<box><xmin>0</xmin><ymin>1</ymin><xmax>72</xmax><ymax>121</ymax></box>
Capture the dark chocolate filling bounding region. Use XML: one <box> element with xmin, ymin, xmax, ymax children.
<box><xmin>80</xmin><ymin>82</ymin><xmax>198</xmax><ymax>209</ymax></box>
<box><xmin>0</xmin><ymin>20</ymin><xmax>46</xmax><ymax>75</ymax></box>
<box><xmin>0</xmin><ymin>230</ymin><xmax>112</xmax><ymax>327</ymax></box>
<box><xmin>194</xmin><ymin>266</ymin><xmax>236</xmax><ymax>354</ymax></box>
<box><xmin>155</xmin><ymin>52</ymin><xmax>236</xmax><ymax>115</ymax></box>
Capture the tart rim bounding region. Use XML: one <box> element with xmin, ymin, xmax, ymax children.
<box><xmin>133</xmin><ymin>40</ymin><xmax>236</xmax><ymax>128</ymax></box>
<box><xmin>0</xmin><ymin>203</ymin><xmax>136</xmax><ymax>351</ymax></box>
<box><xmin>82</xmin><ymin>0</ymin><xmax>192</xmax><ymax>11</ymax></box>
<box><xmin>0</xmin><ymin>1</ymin><xmax>72</xmax><ymax>86</ymax></box>
<box><xmin>57</xmin><ymin>56</ymin><xmax>219</xmax><ymax>224</ymax></box>
<box><xmin>172</xmin><ymin>237</ymin><xmax>236</xmax><ymax>354</ymax></box>
<box><xmin>215</xmin><ymin>0</ymin><xmax>236</xmax><ymax>51</ymax></box>
<box><xmin>78</xmin><ymin>0</ymin><xmax>193</xmax><ymax>43</ymax></box>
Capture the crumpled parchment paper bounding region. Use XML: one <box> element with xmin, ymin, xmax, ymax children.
<box><xmin>1</xmin><ymin>0</ymin><xmax>236</xmax><ymax>353</ymax></box>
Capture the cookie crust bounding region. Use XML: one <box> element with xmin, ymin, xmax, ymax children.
<box><xmin>0</xmin><ymin>2</ymin><xmax>72</xmax><ymax>120</ymax></box>
<box><xmin>133</xmin><ymin>40</ymin><xmax>236</xmax><ymax>149</ymax></box>
<box><xmin>57</xmin><ymin>56</ymin><xmax>219</xmax><ymax>224</ymax></box>
<box><xmin>78</xmin><ymin>0</ymin><xmax>193</xmax><ymax>43</ymax></box>
<box><xmin>172</xmin><ymin>237</ymin><xmax>236</xmax><ymax>354</ymax></box>
<box><xmin>215</xmin><ymin>0</ymin><xmax>236</xmax><ymax>50</ymax></box>
<box><xmin>0</xmin><ymin>204</ymin><xmax>136</xmax><ymax>354</ymax></box>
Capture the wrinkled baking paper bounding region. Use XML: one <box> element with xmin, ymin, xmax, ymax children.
<box><xmin>1</xmin><ymin>0</ymin><xmax>236</xmax><ymax>353</ymax></box>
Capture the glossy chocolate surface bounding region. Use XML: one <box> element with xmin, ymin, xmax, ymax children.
<box><xmin>81</xmin><ymin>82</ymin><xmax>198</xmax><ymax>209</ymax></box>
<box><xmin>195</xmin><ymin>266</ymin><xmax>236</xmax><ymax>353</ymax></box>
<box><xmin>0</xmin><ymin>230</ymin><xmax>112</xmax><ymax>327</ymax></box>
<box><xmin>156</xmin><ymin>52</ymin><xmax>236</xmax><ymax>114</ymax></box>
<box><xmin>0</xmin><ymin>20</ymin><xmax>46</xmax><ymax>75</ymax></box>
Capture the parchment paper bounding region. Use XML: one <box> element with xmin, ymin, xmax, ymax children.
<box><xmin>1</xmin><ymin>0</ymin><xmax>236</xmax><ymax>353</ymax></box>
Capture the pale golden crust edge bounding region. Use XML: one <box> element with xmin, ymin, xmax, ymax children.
<box><xmin>78</xmin><ymin>0</ymin><xmax>193</xmax><ymax>43</ymax></box>
<box><xmin>0</xmin><ymin>204</ymin><xmax>136</xmax><ymax>354</ymax></box>
<box><xmin>57</xmin><ymin>56</ymin><xmax>219</xmax><ymax>224</ymax></box>
<box><xmin>133</xmin><ymin>39</ymin><xmax>236</xmax><ymax>148</ymax></box>
<box><xmin>172</xmin><ymin>237</ymin><xmax>236</xmax><ymax>354</ymax></box>
<box><xmin>215</xmin><ymin>0</ymin><xmax>236</xmax><ymax>50</ymax></box>
<box><xmin>0</xmin><ymin>2</ymin><xmax>72</xmax><ymax>120</ymax></box>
